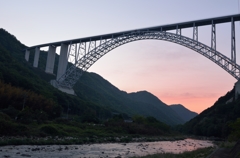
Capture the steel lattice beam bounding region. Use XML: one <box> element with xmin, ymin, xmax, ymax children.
<box><xmin>56</xmin><ymin>30</ymin><xmax>240</xmax><ymax>89</ymax></box>
<box><xmin>231</xmin><ymin>17</ymin><xmax>236</xmax><ymax>63</ymax></box>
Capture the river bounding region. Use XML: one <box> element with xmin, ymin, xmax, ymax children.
<box><xmin>0</xmin><ymin>138</ymin><xmax>213</xmax><ymax>158</ymax></box>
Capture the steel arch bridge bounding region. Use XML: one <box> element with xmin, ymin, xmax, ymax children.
<box><xmin>25</xmin><ymin>14</ymin><xmax>240</xmax><ymax>94</ymax></box>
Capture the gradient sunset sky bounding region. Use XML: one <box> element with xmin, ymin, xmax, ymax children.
<box><xmin>1</xmin><ymin>0</ymin><xmax>240</xmax><ymax>113</ymax></box>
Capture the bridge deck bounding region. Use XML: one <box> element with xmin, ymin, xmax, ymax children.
<box><xmin>28</xmin><ymin>14</ymin><xmax>240</xmax><ymax>49</ymax></box>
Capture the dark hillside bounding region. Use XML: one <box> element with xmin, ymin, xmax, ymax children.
<box><xmin>170</xmin><ymin>104</ymin><xmax>198</xmax><ymax>123</ymax></box>
<box><xmin>128</xmin><ymin>91</ymin><xmax>185</xmax><ymax>124</ymax></box>
<box><xmin>182</xmin><ymin>88</ymin><xmax>240</xmax><ymax>138</ymax></box>
<box><xmin>0</xmin><ymin>29</ymin><xmax>26</xmax><ymax>61</ymax></box>
<box><xmin>75</xmin><ymin>73</ymin><xmax>185</xmax><ymax>125</ymax></box>
<box><xmin>0</xmin><ymin>28</ymin><xmax>112</xmax><ymax>123</ymax></box>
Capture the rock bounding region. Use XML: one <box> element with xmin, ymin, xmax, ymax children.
<box><xmin>21</xmin><ymin>154</ymin><xmax>31</xmax><ymax>157</ymax></box>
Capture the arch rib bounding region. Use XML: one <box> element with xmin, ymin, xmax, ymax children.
<box><xmin>57</xmin><ymin>31</ymin><xmax>240</xmax><ymax>88</ymax></box>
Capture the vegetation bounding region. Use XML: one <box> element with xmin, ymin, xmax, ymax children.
<box><xmin>0</xmin><ymin>28</ymin><xmax>114</xmax><ymax>123</ymax></box>
<box><xmin>169</xmin><ymin>104</ymin><xmax>198</xmax><ymax>123</ymax></box>
<box><xmin>76</xmin><ymin>74</ymin><xmax>185</xmax><ymax>125</ymax></box>
<box><xmin>229</xmin><ymin>118</ymin><xmax>240</xmax><ymax>141</ymax></box>
<box><xmin>105</xmin><ymin>115</ymin><xmax>171</xmax><ymax>136</ymax></box>
<box><xmin>176</xmin><ymin>89</ymin><xmax>240</xmax><ymax>140</ymax></box>
<box><xmin>0</xmin><ymin>115</ymin><xmax>180</xmax><ymax>146</ymax></box>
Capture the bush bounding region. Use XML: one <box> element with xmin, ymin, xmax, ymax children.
<box><xmin>40</xmin><ymin>125</ymin><xmax>59</xmax><ymax>136</ymax></box>
<box><xmin>0</xmin><ymin>112</ymin><xmax>11</xmax><ymax>121</ymax></box>
<box><xmin>229</xmin><ymin>118</ymin><xmax>240</xmax><ymax>141</ymax></box>
<box><xmin>0</xmin><ymin>119</ymin><xmax>15</xmax><ymax>135</ymax></box>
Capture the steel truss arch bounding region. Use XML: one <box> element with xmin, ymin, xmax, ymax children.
<box><xmin>57</xmin><ymin>31</ymin><xmax>240</xmax><ymax>88</ymax></box>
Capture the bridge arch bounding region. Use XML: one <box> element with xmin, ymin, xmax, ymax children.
<box><xmin>58</xmin><ymin>31</ymin><xmax>240</xmax><ymax>88</ymax></box>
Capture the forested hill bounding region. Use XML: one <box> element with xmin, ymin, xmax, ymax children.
<box><xmin>0</xmin><ymin>28</ymin><xmax>186</xmax><ymax>125</ymax></box>
<box><xmin>170</xmin><ymin>104</ymin><xmax>198</xmax><ymax>123</ymax></box>
<box><xmin>181</xmin><ymin>88</ymin><xmax>240</xmax><ymax>138</ymax></box>
<box><xmin>0</xmin><ymin>28</ymin><xmax>112</xmax><ymax>124</ymax></box>
<box><xmin>75</xmin><ymin>72</ymin><xmax>185</xmax><ymax>125</ymax></box>
<box><xmin>128</xmin><ymin>91</ymin><xmax>185</xmax><ymax>124</ymax></box>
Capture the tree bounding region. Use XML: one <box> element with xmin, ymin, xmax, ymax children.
<box><xmin>229</xmin><ymin>118</ymin><xmax>240</xmax><ymax>141</ymax></box>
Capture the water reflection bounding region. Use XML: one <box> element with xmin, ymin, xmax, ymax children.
<box><xmin>0</xmin><ymin>139</ymin><xmax>213</xmax><ymax>158</ymax></box>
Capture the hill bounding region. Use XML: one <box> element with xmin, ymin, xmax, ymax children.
<box><xmin>128</xmin><ymin>91</ymin><xmax>185</xmax><ymax>124</ymax></box>
<box><xmin>181</xmin><ymin>88</ymin><xmax>240</xmax><ymax>138</ymax></box>
<box><xmin>169</xmin><ymin>104</ymin><xmax>198</xmax><ymax>123</ymax></box>
<box><xmin>75</xmin><ymin>72</ymin><xmax>185</xmax><ymax>125</ymax></box>
<box><xmin>0</xmin><ymin>28</ymin><xmax>112</xmax><ymax>123</ymax></box>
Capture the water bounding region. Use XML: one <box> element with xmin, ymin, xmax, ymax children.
<box><xmin>0</xmin><ymin>138</ymin><xmax>213</xmax><ymax>158</ymax></box>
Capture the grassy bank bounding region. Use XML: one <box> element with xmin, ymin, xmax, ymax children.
<box><xmin>0</xmin><ymin>113</ymin><xmax>188</xmax><ymax>145</ymax></box>
<box><xmin>0</xmin><ymin>118</ymin><xmax>186</xmax><ymax>145</ymax></box>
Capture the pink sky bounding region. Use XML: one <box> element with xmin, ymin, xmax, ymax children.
<box><xmin>88</xmin><ymin>40</ymin><xmax>236</xmax><ymax>113</ymax></box>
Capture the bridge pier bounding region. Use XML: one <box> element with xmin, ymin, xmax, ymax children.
<box><xmin>45</xmin><ymin>45</ymin><xmax>56</xmax><ymax>74</ymax></box>
<box><xmin>51</xmin><ymin>43</ymin><xmax>76</xmax><ymax>95</ymax></box>
<box><xmin>25</xmin><ymin>50</ymin><xmax>30</xmax><ymax>61</ymax></box>
<box><xmin>57</xmin><ymin>43</ymin><xmax>69</xmax><ymax>81</ymax></box>
<box><xmin>33</xmin><ymin>47</ymin><xmax>40</xmax><ymax>68</ymax></box>
<box><xmin>50</xmin><ymin>80</ymin><xmax>75</xmax><ymax>95</ymax></box>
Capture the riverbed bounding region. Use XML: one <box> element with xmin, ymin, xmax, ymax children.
<box><xmin>0</xmin><ymin>138</ymin><xmax>213</xmax><ymax>158</ymax></box>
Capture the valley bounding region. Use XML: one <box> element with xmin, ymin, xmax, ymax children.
<box><xmin>0</xmin><ymin>28</ymin><xmax>240</xmax><ymax>157</ymax></box>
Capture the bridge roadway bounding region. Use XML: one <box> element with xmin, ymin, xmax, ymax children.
<box><xmin>27</xmin><ymin>14</ymin><xmax>240</xmax><ymax>49</ymax></box>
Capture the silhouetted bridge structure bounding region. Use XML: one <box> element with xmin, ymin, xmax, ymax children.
<box><xmin>25</xmin><ymin>14</ymin><xmax>240</xmax><ymax>94</ymax></box>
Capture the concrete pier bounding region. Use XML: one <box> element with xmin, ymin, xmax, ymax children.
<box><xmin>50</xmin><ymin>80</ymin><xmax>75</xmax><ymax>95</ymax></box>
<box><xmin>57</xmin><ymin>43</ymin><xmax>69</xmax><ymax>81</ymax></box>
<box><xmin>45</xmin><ymin>45</ymin><xmax>56</xmax><ymax>74</ymax></box>
<box><xmin>33</xmin><ymin>47</ymin><xmax>40</xmax><ymax>68</ymax></box>
<box><xmin>25</xmin><ymin>50</ymin><xmax>30</xmax><ymax>61</ymax></box>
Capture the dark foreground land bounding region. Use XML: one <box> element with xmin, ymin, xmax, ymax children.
<box><xmin>209</xmin><ymin>141</ymin><xmax>240</xmax><ymax>158</ymax></box>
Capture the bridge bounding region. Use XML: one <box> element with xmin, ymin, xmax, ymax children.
<box><xmin>25</xmin><ymin>14</ymin><xmax>240</xmax><ymax>95</ymax></box>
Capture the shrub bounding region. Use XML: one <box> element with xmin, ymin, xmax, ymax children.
<box><xmin>0</xmin><ymin>119</ymin><xmax>15</xmax><ymax>135</ymax></box>
<box><xmin>0</xmin><ymin>112</ymin><xmax>11</xmax><ymax>121</ymax></box>
<box><xmin>40</xmin><ymin>125</ymin><xmax>59</xmax><ymax>135</ymax></box>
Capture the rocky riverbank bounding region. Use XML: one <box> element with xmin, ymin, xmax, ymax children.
<box><xmin>0</xmin><ymin>138</ymin><xmax>213</xmax><ymax>158</ymax></box>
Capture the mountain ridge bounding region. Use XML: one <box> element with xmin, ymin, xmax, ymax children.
<box><xmin>169</xmin><ymin>104</ymin><xmax>198</xmax><ymax>123</ymax></box>
<box><xmin>75</xmin><ymin>72</ymin><xmax>185</xmax><ymax>125</ymax></box>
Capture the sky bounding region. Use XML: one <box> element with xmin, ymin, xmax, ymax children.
<box><xmin>1</xmin><ymin>0</ymin><xmax>240</xmax><ymax>113</ymax></box>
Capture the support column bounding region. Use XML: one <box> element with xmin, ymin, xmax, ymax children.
<box><xmin>176</xmin><ymin>25</ymin><xmax>181</xmax><ymax>36</ymax></box>
<box><xmin>33</xmin><ymin>47</ymin><xmax>40</xmax><ymax>68</ymax></box>
<box><xmin>193</xmin><ymin>23</ymin><xmax>198</xmax><ymax>42</ymax></box>
<box><xmin>211</xmin><ymin>21</ymin><xmax>216</xmax><ymax>51</ymax></box>
<box><xmin>25</xmin><ymin>50</ymin><xmax>30</xmax><ymax>61</ymax></box>
<box><xmin>57</xmin><ymin>43</ymin><xmax>69</xmax><ymax>81</ymax></box>
<box><xmin>45</xmin><ymin>45</ymin><xmax>56</xmax><ymax>74</ymax></box>
<box><xmin>231</xmin><ymin>17</ymin><xmax>236</xmax><ymax>63</ymax></box>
